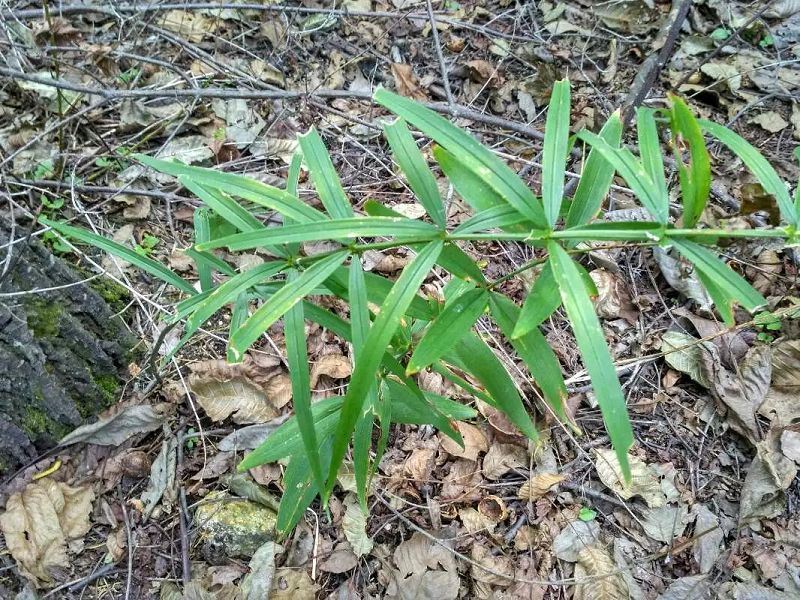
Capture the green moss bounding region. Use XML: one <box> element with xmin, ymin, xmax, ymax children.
<box><xmin>86</xmin><ymin>275</ymin><xmax>130</xmax><ymax>313</ymax></box>
<box><xmin>21</xmin><ymin>403</ymin><xmax>70</xmax><ymax>439</ymax></box>
<box><xmin>94</xmin><ymin>372</ymin><xmax>120</xmax><ymax>404</ymax></box>
<box><xmin>24</xmin><ymin>298</ymin><xmax>63</xmax><ymax>338</ymax></box>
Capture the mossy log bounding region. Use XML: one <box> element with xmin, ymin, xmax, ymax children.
<box><xmin>0</xmin><ymin>217</ymin><xmax>134</xmax><ymax>473</ymax></box>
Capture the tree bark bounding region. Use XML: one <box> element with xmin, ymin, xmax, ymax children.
<box><xmin>0</xmin><ymin>217</ymin><xmax>133</xmax><ymax>473</ymax></box>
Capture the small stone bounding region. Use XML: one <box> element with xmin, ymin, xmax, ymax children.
<box><xmin>194</xmin><ymin>491</ymin><xmax>277</xmax><ymax>562</ymax></box>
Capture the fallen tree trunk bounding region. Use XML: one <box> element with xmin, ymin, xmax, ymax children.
<box><xmin>0</xmin><ymin>216</ymin><xmax>133</xmax><ymax>473</ymax></box>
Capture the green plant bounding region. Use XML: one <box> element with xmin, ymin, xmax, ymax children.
<box><xmin>41</xmin><ymin>81</ymin><xmax>799</xmax><ymax>536</ymax></box>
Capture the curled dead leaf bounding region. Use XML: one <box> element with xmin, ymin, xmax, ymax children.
<box><xmin>517</xmin><ymin>473</ymin><xmax>564</xmax><ymax>501</ymax></box>
<box><xmin>593</xmin><ymin>449</ymin><xmax>665</xmax><ymax>507</ymax></box>
<box><xmin>309</xmin><ymin>354</ymin><xmax>352</xmax><ymax>388</ymax></box>
<box><xmin>574</xmin><ymin>545</ymin><xmax>628</xmax><ymax>600</ymax></box>
<box><xmin>439</xmin><ymin>422</ymin><xmax>488</xmax><ymax>462</ymax></box>
<box><xmin>390</xmin><ymin>63</ymin><xmax>427</xmax><ymax>101</ymax></box>
<box><xmin>0</xmin><ymin>479</ymin><xmax>94</xmax><ymax>587</ymax></box>
<box><xmin>189</xmin><ymin>356</ymin><xmax>291</xmax><ymax>424</ymax></box>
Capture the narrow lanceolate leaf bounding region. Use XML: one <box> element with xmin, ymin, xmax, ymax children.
<box><xmin>134</xmin><ymin>154</ymin><xmax>328</xmax><ymax>223</ymax></box>
<box><xmin>284</xmin><ymin>271</ymin><xmax>324</xmax><ymax>492</ymax></box>
<box><xmin>407</xmin><ymin>288</ymin><xmax>488</xmax><ymax>374</ymax></box>
<box><xmin>670</xmin><ymin>238</ymin><xmax>766</xmax><ymax>325</ymax></box>
<box><xmin>185</xmin><ymin>261</ymin><xmax>286</xmax><ymax>337</ymax></box>
<box><xmin>276</xmin><ymin>442</ymin><xmax>332</xmax><ymax>536</ymax></box>
<box><xmin>489</xmin><ymin>293</ymin><xmax>574</xmax><ymax>430</ymax></box>
<box><xmin>229</xmin><ymin>251</ymin><xmax>349</xmax><ymax>362</ymax></box>
<box><xmin>445</xmin><ymin>332</ymin><xmax>538</xmax><ymax>440</ymax></box>
<box><xmin>636</xmin><ymin>108</ymin><xmax>669</xmax><ymax>220</ymax></box>
<box><xmin>375</xmin><ymin>87</ymin><xmax>547</xmax><ymax>227</ymax></box>
<box><xmin>512</xmin><ymin>263</ymin><xmax>561</xmax><ymax>339</ymax></box>
<box><xmin>349</xmin><ymin>257</ymin><xmax>378</xmax><ymax>509</ymax></box>
<box><xmin>39</xmin><ymin>217</ymin><xmax>196</xmax><ymax>295</ymax></box>
<box><xmin>181</xmin><ymin>177</ymin><xmax>286</xmax><ymax>259</ymax></box>
<box><xmin>559</xmin><ymin>221</ymin><xmax>664</xmax><ymax>242</ymax></box>
<box><xmin>567</xmin><ymin>113</ymin><xmax>623</xmax><ymax>228</ymax></box>
<box><xmin>324</xmin><ymin>241</ymin><xmax>443</xmax><ymax>499</ymax></box>
<box><xmin>699</xmin><ymin>119</ymin><xmax>796</xmax><ymax>227</ymax></box>
<box><xmin>298</xmin><ymin>128</ymin><xmax>353</xmax><ymax>219</ymax></box>
<box><xmin>576</xmin><ymin>130</ymin><xmax>667</xmax><ymax>224</ymax></box>
<box><xmin>286</xmin><ymin>150</ymin><xmax>303</xmax><ymax>198</ymax></box>
<box><xmin>384</xmin><ymin>118</ymin><xmax>446</xmax><ymax>228</ymax></box>
<box><xmin>197</xmin><ymin>217</ymin><xmax>439</xmax><ymax>251</ymax></box>
<box><xmin>542</xmin><ymin>79</ymin><xmax>571</xmax><ymax>227</ymax></box>
<box><xmin>179</xmin><ymin>177</ymin><xmax>264</xmax><ymax>233</ymax></box>
<box><xmin>193</xmin><ymin>208</ymin><xmax>213</xmax><ymax>292</ymax></box>
<box><xmin>239</xmin><ymin>397</ymin><xmax>343</xmax><ymax>468</ymax></box>
<box><xmin>452</xmin><ymin>204</ymin><xmax>531</xmax><ymax>234</ymax></box>
<box><xmin>548</xmin><ymin>241</ymin><xmax>634</xmax><ymax>480</ymax></box>
<box><xmin>669</xmin><ymin>95</ymin><xmax>710</xmax><ymax>228</ymax></box>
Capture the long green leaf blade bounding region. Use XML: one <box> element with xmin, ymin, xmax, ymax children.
<box><xmin>39</xmin><ymin>217</ymin><xmax>196</xmax><ymax>295</ymax></box>
<box><xmin>193</xmin><ymin>208</ymin><xmax>214</xmax><ymax>292</ymax></box>
<box><xmin>566</xmin><ymin>113</ymin><xmax>623</xmax><ymax>228</ymax></box>
<box><xmin>135</xmin><ymin>154</ymin><xmax>328</xmax><ymax>223</ymax></box>
<box><xmin>512</xmin><ymin>263</ymin><xmax>561</xmax><ymax>339</ymax></box>
<box><xmin>407</xmin><ymin>288</ymin><xmax>488</xmax><ymax>374</ymax></box>
<box><xmin>548</xmin><ymin>241</ymin><xmax>633</xmax><ymax>480</ymax></box>
<box><xmin>197</xmin><ymin>217</ymin><xmax>438</xmax><ymax>251</ymax></box>
<box><xmin>452</xmin><ymin>204</ymin><xmax>530</xmax><ymax>234</ymax></box>
<box><xmin>576</xmin><ymin>130</ymin><xmax>667</xmax><ymax>224</ymax></box>
<box><xmin>229</xmin><ymin>251</ymin><xmax>349</xmax><ymax>361</ymax></box>
<box><xmin>349</xmin><ymin>257</ymin><xmax>378</xmax><ymax>509</ymax></box>
<box><xmin>185</xmin><ymin>262</ymin><xmax>285</xmax><ymax>335</ymax></box>
<box><xmin>444</xmin><ymin>332</ymin><xmax>538</xmax><ymax>440</ymax></box>
<box><xmin>324</xmin><ymin>240</ymin><xmax>443</xmax><ymax>499</ymax></box>
<box><xmin>636</xmin><ymin>108</ymin><xmax>670</xmax><ymax>220</ymax></box>
<box><xmin>670</xmin><ymin>238</ymin><xmax>766</xmax><ymax>324</ymax></box>
<box><xmin>284</xmin><ymin>272</ymin><xmax>325</xmax><ymax>492</ymax></box>
<box><xmin>669</xmin><ymin>95</ymin><xmax>711</xmax><ymax>228</ymax></box>
<box><xmin>489</xmin><ymin>293</ymin><xmax>573</xmax><ymax>429</ymax></box>
<box><xmin>542</xmin><ymin>79</ymin><xmax>571</xmax><ymax>227</ymax></box>
<box><xmin>384</xmin><ymin>118</ymin><xmax>446</xmax><ymax>228</ymax></box>
<box><xmin>375</xmin><ymin>87</ymin><xmax>546</xmax><ymax>227</ymax></box>
<box><xmin>298</xmin><ymin>128</ymin><xmax>353</xmax><ymax>219</ymax></box>
<box><xmin>699</xmin><ymin>119</ymin><xmax>795</xmax><ymax>226</ymax></box>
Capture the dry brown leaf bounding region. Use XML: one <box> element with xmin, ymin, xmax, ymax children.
<box><xmin>739</xmin><ymin>435</ymin><xmax>797</xmax><ymax>523</ymax></box>
<box><xmin>771</xmin><ymin>339</ymin><xmax>800</xmax><ymax>391</ymax></box>
<box><xmin>440</xmin><ymin>459</ymin><xmax>482</xmax><ymax>502</ymax></box>
<box><xmin>309</xmin><ymin>354</ymin><xmax>352</xmax><ymax>388</ymax></box>
<box><xmin>574</xmin><ymin>545</ymin><xmax>628</xmax><ymax>600</ymax></box>
<box><xmin>390</xmin><ymin>63</ymin><xmax>427</xmax><ymax>101</ymax></box>
<box><xmin>593</xmin><ymin>449</ymin><xmax>665</xmax><ymax>507</ymax></box>
<box><xmin>590</xmin><ymin>270</ymin><xmax>637</xmax><ymax>322</ymax></box>
<box><xmin>692</xmin><ymin>504</ymin><xmax>723</xmax><ymax>573</ymax></box>
<box><xmin>517</xmin><ymin>473</ymin><xmax>564</xmax><ymax>501</ymax></box>
<box><xmin>470</xmin><ymin>543</ymin><xmax>514</xmax><ymax>587</ymax></box>
<box><xmin>0</xmin><ymin>479</ymin><xmax>94</xmax><ymax>587</ymax></box>
<box><xmin>318</xmin><ymin>542</ymin><xmax>357</xmax><ymax>574</ymax></box>
<box><xmin>439</xmin><ymin>422</ymin><xmax>488</xmax><ymax>462</ymax></box>
<box><xmin>189</xmin><ymin>356</ymin><xmax>290</xmax><ymax>424</ymax></box>
<box><xmin>158</xmin><ymin>10</ymin><xmax>219</xmax><ymax>42</ymax></box>
<box><xmin>342</xmin><ymin>494</ymin><xmax>372</xmax><ymax>557</ymax></box>
<box><xmin>404</xmin><ymin>447</ymin><xmax>436</xmax><ymax>482</ymax></box>
<box><xmin>458</xmin><ymin>507</ymin><xmax>497</xmax><ymax>535</ymax></box>
<box><xmin>482</xmin><ymin>443</ymin><xmax>527</xmax><ymax>480</ymax></box>
<box><xmin>270</xmin><ymin>568</ymin><xmax>319</xmax><ymax>599</ymax></box>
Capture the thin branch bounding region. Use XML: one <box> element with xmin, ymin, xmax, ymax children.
<box><xmin>0</xmin><ymin>67</ymin><xmax>547</xmax><ymax>142</ymax></box>
<box><xmin>426</xmin><ymin>0</ymin><xmax>455</xmax><ymax>112</ymax></box>
<box><xmin>621</xmin><ymin>0</ymin><xmax>692</xmax><ymax>124</ymax></box>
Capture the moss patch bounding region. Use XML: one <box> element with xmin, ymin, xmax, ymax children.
<box><xmin>24</xmin><ymin>298</ymin><xmax>63</xmax><ymax>338</ymax></box>
<box><xmin>21</xmin><ymin>403</ymin><xmax>70</xmax><ymax>439</ymax></box>
<box><xmin>86</xmin><ymin>275</ymin><xmax>130</xmax><ymax>313</ymax></box>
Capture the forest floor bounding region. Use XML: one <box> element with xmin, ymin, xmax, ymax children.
<box><xmin>1</xmin><ymin>0</ymin><xmax>800</xmax><ymax>599</ymax></box>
